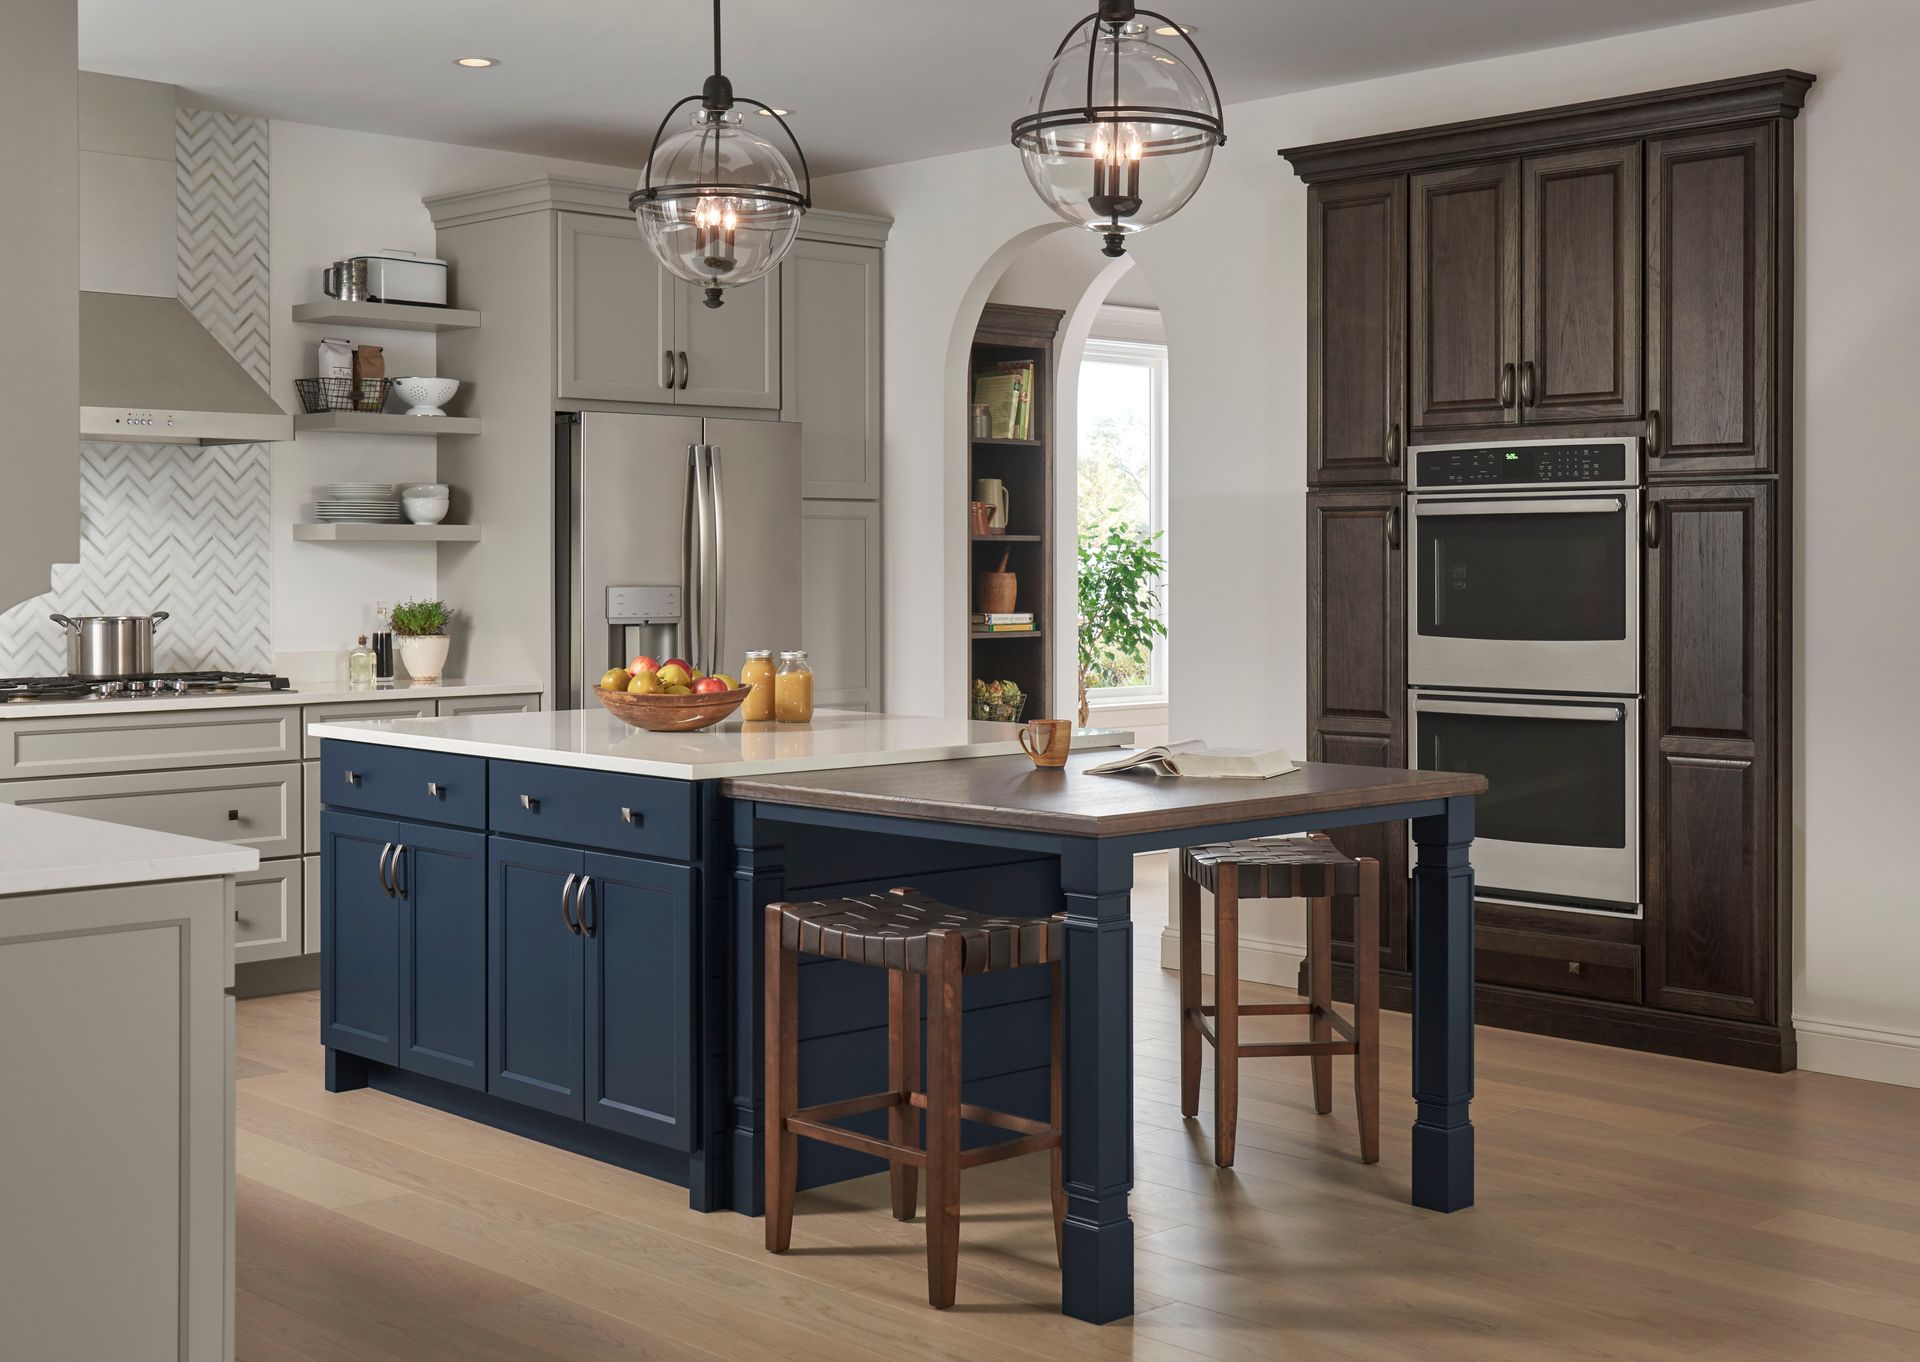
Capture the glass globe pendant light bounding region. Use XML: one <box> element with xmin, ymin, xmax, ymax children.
<box><xmin>1011</xmin><ymin>1</ymin><xmax>1225</xmax><ymax>258</ymax></box>
<box><xmin>631</xmin><ymin>0</ymin><xmax>811</xmax><ymax>308</ymax></box>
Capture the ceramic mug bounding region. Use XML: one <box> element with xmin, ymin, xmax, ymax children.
<box><xmin>1018</xmin><ymin>718</ymin><xmax>1072</xmax><ymax>768</ymax></box>
<box><xmin>973</xmin><ymin>478</ymin><xmax>1010</xmax><ymax>531</ymax></box>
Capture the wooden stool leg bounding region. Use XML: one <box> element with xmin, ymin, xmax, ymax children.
<box><xmin>1354</xmin><ymin>860</ymin><xmax>1381</xmax><ymax>1164</ymax></box>
<box><xmin>1213</xmin><ymin>874</ymin><xmax>1239</xmax><ymax>1168</ymax></box>
<box><xmin>888</xmin><ymin>968</ymin><xmax>921</xmax><ymax>1221</ymax></box>
<box><xmin>764</xmin><ymin>907</ymin><xmax>798</xmax><ymax>1253</ymax></box>
<box><xmin>1308</xmin><ymin>894</ymin><xmax>1334</xmax><ymax>1116</ymax></box>
<box><xmin>1048</xmin><ymin>961</ymin><xmax>1066</xmax><ymax>1268</ymax></box>
<box><xmin>1178</xmin><ymin>866</ymin><xmax>1203</xmax><ymax>1120</ymax></box>
<box><xmin>925</xmin><ymin>931</ymin><xmax>964</xmax><ymax>1308</ymax></box>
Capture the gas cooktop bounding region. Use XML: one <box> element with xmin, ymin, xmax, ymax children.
<box><xmin>0</xmin><ymin>671</ymin><xmax>292</xmax><ymax>704</ymax></box>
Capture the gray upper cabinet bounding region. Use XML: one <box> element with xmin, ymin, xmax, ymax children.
<box><xmin>556</xmin><ymin>210</ymin><xmax>778</xmax><ymax>410</ymax></box>
<box><xmin>0</xmin><ymin>1</ymin><xmax>79</xmax><ymax>610</ymax></box>
<box><xmin>801</xmin><ymin>499</ymin><xmax>882</xmax><ymax>710</ymax></box>
<box><xmin>783</xmin><ymin>238</ymin><xmax>883</xmax><ymax>498</ymax></box>
<box><xmin>557</xmin><ymin>212</ymin><xmax>678</xmax><ymax>404</ymax></box>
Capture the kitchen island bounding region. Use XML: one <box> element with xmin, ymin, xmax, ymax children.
<box><xmin>311</xmin><ymin>708</ymin><xmax>1484</xmax><ymax>1324</ymax></box>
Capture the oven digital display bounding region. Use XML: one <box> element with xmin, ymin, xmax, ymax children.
<box><xmin>1415</xmin><ymin>442</ymin><xmax>1629</xmax><ymax>487</ymax></box>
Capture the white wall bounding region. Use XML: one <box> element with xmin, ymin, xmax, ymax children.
<box><xmin>265</xmin><ymin>120</ymin><xmax>631</xmax><ymax>677</ymax></box>
<box><xmin>815</xmin><ymin>0</ymin><xmax>1920</xmax><ymax>1085</ymax></box>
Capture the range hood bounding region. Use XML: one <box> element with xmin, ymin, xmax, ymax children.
<box><xmin>79</xmin><ymin>291</ymin><xmax>293</xmax><ymax>446</ymax></box>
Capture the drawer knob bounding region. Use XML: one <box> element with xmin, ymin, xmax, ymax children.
<box><xmin>427</xmin><ymin>782</ymin><xmax>444</xmax><ymax>799</ymax></box>
<box><xmin>620</xmin><ymin>806</ymin><xmax>640</xmax><ymax>826</ymax></box>
<box><xmin>344</xmin><ymin>770</ymin><xmax>361</xmax><ymax>786</ymax></box>
<box><xmin>227</xmin><ymin>809</ymin><xmax>241</xmax><ymax>822</ymax></box>
<box><xmin>1567</xmin><ymin>961</ymin><xmax>1583</xmax><ymax>976</ymax></box>
<box><xmin>521</xmin><ymin>794</ymin><xmax>540</xmax><ymax>812</ymax></box>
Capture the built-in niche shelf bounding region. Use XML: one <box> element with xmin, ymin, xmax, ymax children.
<box><xmin>290</xmin><ymin>300</ymin><xmax>481</xmax><ymax>332</ymax></box>
<box><xmin>971</xmin><ymin>533</ymin><xmax>1043</xmax><ymax>543</ymax></box>
<box><xmin>970</xmin><ymin>629</ymin><xmax>1044</xmax><ymax>641</ymax></box>
<box><xmin>292</xmin><ymin>523</ymin><xmax>481</xmax><ymax>543</ymax></box>
<box><xmin>293</xmin><ymin>412</ymin><xmax>481</xmax><ymax>437</ymax></box>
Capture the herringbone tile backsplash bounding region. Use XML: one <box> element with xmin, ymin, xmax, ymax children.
<box><xmin>0</xmin><ymin>107</ymin><xmax>275</xmax><ymax>679</ymax></box>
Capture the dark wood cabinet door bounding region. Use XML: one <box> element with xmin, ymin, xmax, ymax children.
<box><xmin>1644</xmin><ymin>482</ymin><xmax>1776</xmax><ymax>1021</ymax></box>
<box><xmin>1646</xmin><ymin>124</ymin><xmax>1778</xmax><ymax>473</ymax></box>
<box><xmin>1521</xmin><ymin>142</ymin><xmax>1643</xmax><ymax>423</ymax></box>
<box><xmin>1308</xmin><ymin>176</ymin><xmax>1406</xmax><ymax>483</ymax></box>
<box><xmin>1306</xmin><ymin>488</ymin><xmax>1407</xmax><ymax>969</ymax></box>
<box><xmin>1411</xmin><ymin>161</ymin><xmax>1521</xmax><ymax>430</ymax></box>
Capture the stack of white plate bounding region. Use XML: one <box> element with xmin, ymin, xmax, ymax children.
<box><xmin>314</xmin><ymin>482</ymin><xmax>401</xmax><ymax>523</ymax></box>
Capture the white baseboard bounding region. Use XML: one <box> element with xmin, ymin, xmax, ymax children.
<box><xmin>1793</xmin><ymin>1015</ymin><xmax>1920</xmax><ymax>1089</ymax></box>
<box><xmin>1157</xmin><ymin>923</ymin><xmax>1306</xmax><ymax>989</ymax></box>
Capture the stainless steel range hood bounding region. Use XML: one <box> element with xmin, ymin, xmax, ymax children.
<box><xmin>79</xmin><ymin>292</ymin><xmax>293</xmax><ymax>446</ymax></box>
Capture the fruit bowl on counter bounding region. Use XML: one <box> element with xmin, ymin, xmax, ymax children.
<box><xmin>593</xmin><ymin>655</ymin><xmax>749</xmax><ymax>732</ymax></box>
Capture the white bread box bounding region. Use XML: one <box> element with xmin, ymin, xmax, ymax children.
<box><xmin>353</xmin><ymin>250</ymin><xmax>448</xmax><ymax>307</ymax></box>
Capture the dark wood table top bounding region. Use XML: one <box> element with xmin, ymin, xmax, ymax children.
<box><xmin>721</xmin><ymin>753</ymin><xmax>1486</xmax><ymax>838</ymax></box>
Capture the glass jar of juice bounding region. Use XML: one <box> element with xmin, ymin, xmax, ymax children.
<box><xmin>774</xmin><ymin>651</ymin><xmax>814</xmax><ymax>723</ymax></box>
<box><xmin>740</xmin><ymin>649</ymin><xmax>776</xmax><ymax>721</ymax></box>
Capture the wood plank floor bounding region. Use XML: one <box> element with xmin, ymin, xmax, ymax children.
<box><xmin>235</xmin><ymin>866</ymin><xmax>1920</xmax><ymax>1361</ymax></box>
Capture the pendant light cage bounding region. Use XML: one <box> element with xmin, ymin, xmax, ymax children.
<box><xmin>631</xmin><ymin>1</ymin><xmax>812</xmax><ymax>307</ymax></box>
<box><xmin>1011</xmin><ymin>3</ymin><xmax>1225</xmax><ymax>257</ymax></box>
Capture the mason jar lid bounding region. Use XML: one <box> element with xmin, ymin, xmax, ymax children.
<box><xmin>778</xmin><ymin>650</ymin><xmax>808</xmax><ymax>661</ymax></box>
<box><xmin>745</xmin><ymin>648</ymin><xmax>773</xmax><ymax>658</ymax></box>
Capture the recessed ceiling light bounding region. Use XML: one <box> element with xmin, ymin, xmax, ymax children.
<box><xmin>453</xmin><ymin>56</ymin><xmax>500</xmax><ymax>69</ymax></box>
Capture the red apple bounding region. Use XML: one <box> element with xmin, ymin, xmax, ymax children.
<box><xmin>627</xmin><ymin>654</ymin><xmax>660</xmax><ymax>676</ymax></box>
<box><xmin>691</xmin><ymin>675</ymin><xmax>729</xmax><ymax>694</ymax></box>
<box><xmin>661</xmin><ymin>657</ymin><xmax>692</xmax><ymax>674</ymax></box>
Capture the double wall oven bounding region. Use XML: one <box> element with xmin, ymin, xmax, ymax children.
<box><xmin>1406</xmin><ymin>437</ymin><xmax>1643</xmax><ymax>916</ymax></box>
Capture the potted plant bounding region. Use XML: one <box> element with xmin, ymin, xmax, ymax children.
<box><xmin>1076</xmin><ymin>523</ymin><xmax>1167</xmax><ymax>725</ymax></box>
<box><xmin>390</xmin><ymin>599</ymin><xmax>454</xmax><ymax>683</ymax></box>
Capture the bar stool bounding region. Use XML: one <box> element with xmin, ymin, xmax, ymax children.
<box><xmin>763</xmin><ymin>888</ymin><xmax>1066</xmax><ymax>1310</ymax></box>
<box><xmin>1178</xmin><ymin>835</ymin><xmax>1381</xmax><ymax>1167</ymax></box>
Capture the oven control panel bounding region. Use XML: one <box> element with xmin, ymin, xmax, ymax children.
<box><xmin>1410</xmin><ymin>439</ymin><xmax>1636</xmax><ymax>490</ymax></box>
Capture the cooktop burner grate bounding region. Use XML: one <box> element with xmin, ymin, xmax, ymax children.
<box><xmin>0</xmin><ymin>671</ymin><xmax>292</xmax><ymax>703</ymax></box>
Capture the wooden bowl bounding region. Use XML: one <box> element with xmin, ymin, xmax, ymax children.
<box><xmin>592</xmin><ymin>684</ymin><xmax>752</xmax><ymax>732</ymax></box>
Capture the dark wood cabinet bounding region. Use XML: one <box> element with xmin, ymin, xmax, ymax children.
<box><xmin>1644</xmin><ymin>482</ymin><xmax>1778</xmax><ymax>1022</ymax></box>
<box><xmin>1646</xmin><ymin>124</ymin><xmax>1779</xmax><ymax>474</ymax></box>
<box><xmin>1306</xmin><ymin>489</ymin><xmax>1407</xmax><ymax>970</ymax></box>
<box><xmin>1308</xmin><ymin>176</ymin><xmax>1406</xmax><ymax>483</ymax></box>
<box><xmin>1411</xmin><ymin>161</ymin><xmax>1521</xmax><ymax>430</ymax></box>
<box><xmin>1521</xmin><ymin>142</ymin><xmax>1643</xmax><ymax>423</ymax></box>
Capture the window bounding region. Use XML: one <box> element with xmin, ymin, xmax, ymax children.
<box><xmin>1077</xmin><ymin>306</ymin><xmax>1168</xmax><ymax>704</ymax></box>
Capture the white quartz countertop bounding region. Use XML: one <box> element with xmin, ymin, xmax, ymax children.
<box><xmin>0</xmin><ymin>677</ymin><xmax>541</xmax><ymax>720</ymax></box>
<box><xmin>0</xmin><ymin>803</ymin><xmax>259</xmax><ymax>896</ymax></box>
<box><xmin>308</xmin><ymin>708</ymin><xmax>1131</xmax><ymax>781</ymax></box>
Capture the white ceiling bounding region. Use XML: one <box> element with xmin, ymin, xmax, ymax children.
<box><xmin>79</xmin><ymin>0</ymin><xmax>1803</xmax><ymax>176</ymax></box>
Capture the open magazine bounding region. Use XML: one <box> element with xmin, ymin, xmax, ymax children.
<box><xmin>1087</xmin><ymin>739</ymin><xmax>1298</xmax><ymax>780</ymax></box>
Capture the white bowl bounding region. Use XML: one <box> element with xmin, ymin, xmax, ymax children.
<box><xmin>390</xmin><ymin>376</ymin><xmax>461</xmax><ymax>417</ymax></box>
<box><xmin>402</xmin><ymin>497</ymin><xmax>450</xmax><ymax>525</ymax></box>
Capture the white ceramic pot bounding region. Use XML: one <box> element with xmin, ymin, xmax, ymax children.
<box><xmin>396</xmin><ymin>634</ymin><xmax>451</xmax><ymax>683</ymax></box>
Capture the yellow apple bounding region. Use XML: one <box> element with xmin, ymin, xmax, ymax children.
<box><xmin>626</xmin><ymin>670</ymin><xmax>663</xmax><ymax>695</ymax></box>
<box><xmin>656</xmin><ymin>663</ymin><xmax>691</xmax><ymax>688</ymax></box>
<box><xmin>665</xmin><ymin>683</ymin><xmax>694</xmax><ymax>695</ymax></box>
<box><xmin>598</xmin><ymin>667</ymin><xmax>630</xmax><ymax>691</ymax></box>
<box><xmin>710</xmin><ymin>673</ymin><xmax>738</xmax><ymax>690</ymax></box>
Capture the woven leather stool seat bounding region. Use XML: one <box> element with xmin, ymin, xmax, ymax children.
<box><xmin>1181</xmin><ymin>836</ymin><xmax>1361</xmax><ymax>900</ymax></box>
<box><xmin>772</xmin><ymin>887</ymin><xmax>1062</xmax><ymax>975</ymax></box>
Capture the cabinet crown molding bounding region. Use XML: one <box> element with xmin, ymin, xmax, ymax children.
<box><xmin>1281</xmin><ymin>69</ymin><xmax>1814</xmax><ymax>183</ymax></box>
<box><xmin>425</xmin><ymin>173</ymin><xmax>890</xmax><ymax>245</ymax></box>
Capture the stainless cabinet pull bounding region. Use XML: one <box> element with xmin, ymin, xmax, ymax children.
<box><xmin>427</xmin><ymin>782</ymin><xmax>443</xmax><ymax>799</ymax></box>
<box><xmin>1519</xmin><ymin>359</ymin><xmax>1537</xmax><ymax>407</ymax></box>
<box><xmin>1647</xmin><ymin>408</ymin><xmax>1662</xmax><ymax>458</ymax></box>
<box><xmin>662</xmin><ymin>349</ymin><xmax>674</xmax><ymax>390</ymax></box>
<box><xmin>1386</xmin><ymin>506</ymin><xmax>1401</xmax><ymax>550</ymax></box>
<box><xmin>345</xmin><ymin>770</ymin><xmax>362</xmax><ymax>786</ymax></box>
<box><xmin>521</xmin><ymin>794</ymin><xmax>539</xmax><ymax>812</ymax></box>
<box><xmin>577</xmin><ymin>876</ymin><xmax>596</xmax><ymax>938</ymax></box>
<box><xmin>619</xmin><ymin>806</ymin><xmax>639</xmax><ymax>826</ymax></box>
<box><xmin>560</xmin><ymin>871</ymin><xmax>580</xmax><ymax>935</ymax></box>
<box><xmin>1644</xmin><ymin>502</ymin><xmax>1662</xmax><ymax>549</ymax></box>
<box><xmin>677</xmin><ymin>350</ymin><xmax>689</xmax><ymax>390</ymax></box>
<box><xmin>392</xmin><ymin>845</ymin><xmax>408</xmax><ymax>900</ymax></box>
<box><xmin>1498</xmin><ymin>362</ymin><xmax>1516</xmax><ymax>408</ymax></box>
<box><xmin>1385</xmin><ymin>421</ymin><xmax>1400</xmax><ymax>468</ymax></box>
<box><xmin>377</xmin><ymin>842</ymin><xmax>395</xmax><ymax>897</ymax></box>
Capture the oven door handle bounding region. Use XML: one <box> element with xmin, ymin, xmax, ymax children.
<box><xmin>1413</xmin><ymin>497</ymin><xmax>1624</xmax><ymax>517</ymax></box>
<box><xmin>1414</xmin><ymin>699</ymin><xmax>1625</xmax><ymax>723</ymax></box>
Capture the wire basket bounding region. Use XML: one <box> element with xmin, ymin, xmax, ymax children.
<box><xmin>295</xmin><ymin>377</ymin><xmax>392</xmax><ymax>414</ymax></box>
<box><xmin>970</xmin><ymin>695</ymin><xmax>1028</xmax><ymax>723</ymax></box>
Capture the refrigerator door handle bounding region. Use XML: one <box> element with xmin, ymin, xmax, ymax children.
<box><xmin>682</xmin><ymin>444</ymin><xmax>702</xmax><ymax>672</ymax></box>
<box><xmin>707</xmin><ymin>444</ymin><xmax>725</xmax><ymax>680</ymax></box>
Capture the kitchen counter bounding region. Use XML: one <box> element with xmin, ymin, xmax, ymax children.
<box><xmin>0</xmin><ymin>801</ymin><xmax>258</xmax><ymax>895</ymax></box>
<box><xmin>1</xmin><ymin>677</ymin><xmax>540</xmax><ymax>720</ymax></box>
<box><xmin>306</xmin><ymin>707</ymin><xmax>1129</xmax><ymax>779</ymax></box>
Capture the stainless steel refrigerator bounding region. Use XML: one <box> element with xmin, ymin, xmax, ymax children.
<box><xmin>556</xmin><ymin>411</ymin><xmax>802</xmax><ymax>706</ymax></box>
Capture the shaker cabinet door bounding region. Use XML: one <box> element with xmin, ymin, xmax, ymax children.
<box><xmin>1644</xmin><ymin>482</ymin><xmax>1776</xmax><ymax>1022</ymax></box>
<box><xmin>1520</xmin><ymin>142</ymin><xmax>1643</xmax><ymax>423</ymax></box>
<box><xmin>676</xmin><ymin>273</ymin><xmax>781</xmax><ymax>410</ymax></box>
<box><xmin>487</xmin><ymin>836</ymin><xmax>586</xmax><ymax>1117</ymax></box>
<box><xmin>1308</xmin><ymin>176</ymin><xmax>1406</xmax><ymax>484</ymax></box>
<box><xmin>557</xmin><ymin>211</ymin><xmax>677</xmax><ymax>404</ymax></box>
<box><xmin>320</xmin><ymin>811</ymin><xmax>400</xmax><ymax>1065</ymax></box>
<box><xmin>1646</xmin><ymin>124</ymin><xmax>1779</xmax><ymax>473</ymax></box>
<box><xmin>784</xmin><ymin>239</ymin><xmax>882</xmax><ymax>496</ymax></box>
<box><xmin>395</xmin><ymin>821</ymin><xmax>488</xmax><ymax>1091</ymax></box>
<box><xmin>800</xmin><ymin>500</ymin><xmax>883</xmax><ymax>711</ymax></box>
<box><xmin>1411</xmin><ymin>160</ymin><xmax>1521</xmax><ymax>430</ymax></box>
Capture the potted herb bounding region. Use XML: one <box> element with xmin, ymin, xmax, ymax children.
<box><xmin>389</xmin><ymin>599</ymin><xmax>454</xmax><ymax>684</ymax></box>
<box><xmin>1076</xmin><ymin>523</ymin><xmax>1167</xmax><ymax>725</ymax></box>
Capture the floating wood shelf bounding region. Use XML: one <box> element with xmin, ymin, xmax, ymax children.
<box><xmin>293</xmin><ymin>412</ymin><xmax>481</xmax><ymax>437</ymax></box>
<box><xmin>971</xmin><ymin>533</ymin><xmax>1043</xmax><ymax>543</ymax></box>
<box><xmin>292</xmin><ymin>523</ymin><xmax>481</xmax><ymax>543</ymax></box>
<box><xmin>290</xmin><ymin>300</ymin><xmax>481</xmax><ymax>332</ymax></box>
<box><xmin>971</xmin><ymin>436</ymin><xmax>1044</xmax><ymax>448</ymax></box>
<box><xmin>971</xmin><ymin>629</ymin><xmax>1043</xmax><ymax>641</ymax></box>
